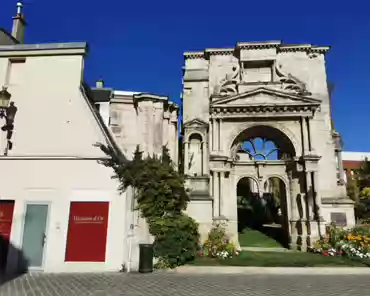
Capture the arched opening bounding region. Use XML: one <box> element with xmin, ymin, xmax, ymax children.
<box><xmin>232</xmin><ymin>125</ymin><xmax>296</xmax><ymax>161</ymax></box>
<box><xmin>236</xmin><ymin>176</ymin><xmax>289</xmax><ymax>249</ymax></box>
<box><xmin>237</xmin><ymin>177</ymin><xmax>259</xmax><ymax>231</ymax></box>
<box><xmin>262</xmin><ymin>177</ymin><xmax>289</xmax><ymax>247</ymax></box>
<box><xmin>188</xmin><ymin>133</ymin><xmax>203</xmax><ymax>176</ymax></box>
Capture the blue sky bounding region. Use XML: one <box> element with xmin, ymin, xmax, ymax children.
<box><xmin>1</xmin><ymin>0</ymin><xmax>369</xmax><ymax>151</ymax></box>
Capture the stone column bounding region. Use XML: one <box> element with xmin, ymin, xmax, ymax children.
<box><xmin>202</xmin><ymin>141</ymin><xmax>208</xmax><ymax>175</ymax></box>
<box><xmin>170</xmin><ymin>121</ymin><xmax>177</xmax><ymax>163</ymax></box>
<box><xmin>219</xmin><ymin>171</ymin><xmax>225</xmax><ymax>216</ymax></box>
<box><xmin>312</xmin><ymin>171</ymin><xmax>322</xmax><ymax>218</ymax></box>
<box><xmin>302</xmin><ymin>117</ymin><xmax>310</xmax><ymax>155</ymax></box>
<box><xmin>312</xmin><ymin>170</ymin><xmax>324</xmax><ymax>240</ymax></box>
<box><xmin>184</xmin><ymin>141</ymin><xmax>189</xmax><ymax>174</ymax></box>
<box><xmin>291</xmin><ymin>178</ymin><xmax>300</xmax><ymax>221</ymax></box>
<box><xmin>307</xmin><ymin>118</ymin><xmax>314</xmax><ymax>153</ymax></box>
<box><xmin>337</xmin><ymin>151</ymin><xmax>345</xmax><ymax>184</ymax></box>
<box><xmin>213</xmin><ymin>118</ymin><xmax>218</xmax><ymax>152</ymax></box>
<box><xmin>174</xmin><ymin>122</ymin><xmax>179</xmax><ymax>168</ymax></box>
<box><xmin>209</xmin><ymin>119</ymin><xmax>213</xmax><ymax>152</ymax></box>
<box><xmin>209</xmin><ymin>170</ymin><xmax>213</xmax><ymax>196</ymax></box>
<box><xmin>305</xmin><ymin>171</ymin><xmax>313</xmax><ymax>220</ymax></box>
<box><xmin>213</xmin><ymin>171</ymin><xmax>220</xmax><ymax>217</ymax></box>
<box><xmin>288</xmin><ymin>171</ymin><xmax>297</xmax><ymax>249</ymax></box>
<box><xmin>219</xmin><ymin>119</ymin><xmax>223</xmax><ymax>152</ymax></box>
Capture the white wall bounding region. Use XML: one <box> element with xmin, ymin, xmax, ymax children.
<box><xmin>4</xmin><ymin>160</ymin><xmax>127</xmax><ymax>273</ymax></box>
<box><xmin>0</xmin><ymin>48</ymin><xmax>128</xmax><ymax>273</ymax></box>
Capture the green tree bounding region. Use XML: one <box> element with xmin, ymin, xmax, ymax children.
<box><xmin>98</xmin><ymin>143</ymin><xmax>199</xmax><ymax>268</ymax></box>
<box><xmin>358</xmin><ymin>158</ymin><xmax>370</xmax><ymax>190</ymax></box>
<box><xmin>354</xmin><ymin>158</ymin><xmax>370</xmax><ymax>220</ymax></box>
<box><xmin>347</xmin><ymin>178</ymin><xmax>360</xmax><ymax>202</ymax></box>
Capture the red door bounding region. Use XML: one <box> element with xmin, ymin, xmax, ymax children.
<box><xmin>0</xmin><ymin>200</ymin><xmax>15</xmax><ymax>270</ymax></box>
<box><xmin>65</xmin><ymin>202</ymin><xmax>109</xmax><ymax>262</ymax></box>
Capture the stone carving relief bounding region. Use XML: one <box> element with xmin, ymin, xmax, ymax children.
<box><xmin>213</xmin><ymin>64</ymin><xmax>240</xmax><ymax>97</ymax></box>
<box><xmin>275</xmin><ymin>64</ymin><xmax>311</xmax><ymax>96</ymax></box>
<box><xmin>212</xmin><ymin>62</ymin><xmax>312</xmax><ymax>97</ymax></box>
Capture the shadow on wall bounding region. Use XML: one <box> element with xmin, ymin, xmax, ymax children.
<box><xmin>0</xmin><ymin>236</ymin><xmax>28</xmax><ymax>286</ymax></box>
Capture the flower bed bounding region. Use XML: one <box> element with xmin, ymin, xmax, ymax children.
<box><xmin>310</xmin><ymin>224</ymin><xmax>370</xmax><ymax>261</ymax></box>
<box><xmin>199</xmin><ymin>223</ymin><xmax>241</xmax><ymax>260</ymax></box>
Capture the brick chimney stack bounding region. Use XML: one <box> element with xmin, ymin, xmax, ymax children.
<box><xmin>12</xmin><ymin>2</ymin><xmax>26</xmax><ymax>43</ymax></box>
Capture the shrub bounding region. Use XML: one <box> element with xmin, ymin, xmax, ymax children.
<box><xmin>200</xmin><ymin>223</ymin><xmax>240</xmax><ymax>259</ymax></box>
<box><xmin>151</xmin><ymin>214</ymin><xmax>199</xmax><ymax>268</ymax></box>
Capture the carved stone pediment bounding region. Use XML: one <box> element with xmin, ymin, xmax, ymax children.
<box><xmin>211</xmin><ymin>87</ymin><xmax>320</xmax><ymax>107</ymax></box>
<box><xmin>183</xmin><ymin>118</ymin><xmax>208</xmax><ymax>127</ymax></box>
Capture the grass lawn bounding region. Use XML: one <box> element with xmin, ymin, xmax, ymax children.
<box><xmin>238</xmin><ymin>228</ymin><xmax>283</xmax><ymax>248</ymax></box>
<box><xmin>190</xmin><ymin>251</ymin><xmax>370</xmax><ymax>267</ymax></box>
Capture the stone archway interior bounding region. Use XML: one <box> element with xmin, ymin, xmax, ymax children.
<box><xmin>262</xmin><ymin>177</ymin><xmax>289</xmax><ymax>247</ymax></box>
<box><xmin>237</xmin><ymin>177</ymin><xmax>260</xmax><ymax>232</ymax></box>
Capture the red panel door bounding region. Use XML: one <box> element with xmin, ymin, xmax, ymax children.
<box><xmin>0</xmin><ymin>200</ymin><xmax>15</xmax><ymax>270</ymax></box>
<box><xmin>65</xmin><ymin>202</ymin><xmax>109</xmax><ymax>262</ymax></box>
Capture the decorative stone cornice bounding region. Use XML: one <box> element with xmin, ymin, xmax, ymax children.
<box><xmin>236</xmin><ymin>41</ymin><xmax>281</xmax><ymax>50</ymax></box>
<box><xmin>211</xmin><ymin>87</ymin><xmax>321</xmax><ymax>105</ymax></box>
<box><xmin>184</xmin><ymin>51</ymin><xmax>205</xmax><ymax>60</ymax></box>
<box><xmin>133</xmin><ymin>93</ymin><xmax>168</xmax><ymax>102</ymax></box>
<box><xmin>278</xmin><ymin>44</ymin><xmax>330</xmax><ymax>54</ymax></box>
<box><xmin>204</xmin><ymin>48</ymin><xmax>234</xmax><ymax>57</ymax></box>
<box><xmin>184</xmin><ymin>41</ymin><xmax>331</xmax><ymax>61</ymax></box>
<box><xmin>210</xmin><ymin>104</ymin><xmax>319</xmax><ymax>118</ymax></box>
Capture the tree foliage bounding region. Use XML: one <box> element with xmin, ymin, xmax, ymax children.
<box><xmin>358</xmin><ymin>158</ymin><xmax>370</xmax><ymax>189</ymax></box>
<box><xmin>347</xmin><ymin>178</ymin><xmax>360</xmax><ymax>202</ymax></box>
<box><xmin>98</xmin><ymin>143</ymin><xmax>199</xmax><ymax>268</ymax></box>
<box><xmin>352</xmin><ymin>158</ymin><xmax>370</xmax><ymax>220</ymax></box>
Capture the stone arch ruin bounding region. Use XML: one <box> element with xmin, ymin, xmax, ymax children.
<box><xmin>182</xmin><ymin>41</ymin><xmax>355</xmax><ymax>250</ymax></box>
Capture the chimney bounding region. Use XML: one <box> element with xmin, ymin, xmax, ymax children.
<box><xmin>12</xmin><ymin>2</ymin><xmax>26</xmax><ymax>43</ymax></box>
<box><xmin>96</xmin><ymin>79</ymin><xmax>104</xmax><ymax>89</ymax></box>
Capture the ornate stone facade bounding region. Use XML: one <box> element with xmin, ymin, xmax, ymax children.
<box><xmin>182</xmin><ymin>41</ymin><xmax>355</xmax><ymax>250</ymax></box>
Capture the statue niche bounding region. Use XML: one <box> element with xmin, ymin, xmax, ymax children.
<box><xmin>188</xmin><ymin>133</ymin><xmax>204</xmax><ymax>176</ymax></box>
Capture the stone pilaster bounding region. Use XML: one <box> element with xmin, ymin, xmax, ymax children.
<box><xmin>202</xmin><ymin>141</ymin><xmax>208</xmax><ymax>174</ymax></box>
<box><xmin>219</xmin><ymin>119</ymin><xmax>223</xmax><ymax>152</ymax></box>
<box><xmin>184</xmin><ymin>141</ymin><xmax>189</xmax><ymax>174</ymax></box>
<box><xmin>213</xmin><ymin>171</ymin><xmax>220</xmax><ymax>217</ymax></box>
<box><xmin>219</xmin><ymin>171</ymin><xmax>225</xmax><ymax>216</ymax></box>
<box><xmin>212</xmin><ymin>118</ymin><xmax>218</xmax><ymax>152</ymax></box>
<box><xmin>306</xmin><ymin>171</ymin><xmax>314</xmax><ymax>220</ymax></box>
<box><xmin>302</xmin><ymin>117</ymin><xmax>310</xmax><ymax>155</ymax></box>
<box><xmin>209</xmin><ymin>119</ymin><xmax>213</xmax><ymax>152</ymax></box>
<box><xmin>288</xmin><ymin>170</ymin><xmax>300</xmax><ymax>250</ymax></box>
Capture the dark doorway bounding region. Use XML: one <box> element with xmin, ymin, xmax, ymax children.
<box><xmin>0</xmin><ymin>200</ymin><xmax>15</xmax><ymax>272</ymax></box>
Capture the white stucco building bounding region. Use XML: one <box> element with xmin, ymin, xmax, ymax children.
<box><xmin>0</xmin><ymin>41</ymin><xmax>130</xmax><ymax>273</ymax></box>
<box><xmin>0</xmin><ymin>5</ymin><xmax>179</xmax><ymax>274</ymax></box>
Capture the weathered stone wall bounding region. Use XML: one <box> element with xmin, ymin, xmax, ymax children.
<box><xmin>109</xmin><ymin>93</ymin><xmax>179</xmax><ymax>164</ymax></box>
<box><xmin>182</xmin><ymin>41</ymin><xmax>353</xmax><ymax>249</ymax></box>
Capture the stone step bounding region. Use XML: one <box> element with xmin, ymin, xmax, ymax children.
<box><xmin>241</xmin><ymin>246</ymin><xmax>292</xmax><ymax>252</ymax></box>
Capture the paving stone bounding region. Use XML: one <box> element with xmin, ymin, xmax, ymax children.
<box><xmin>0</xmin><ymin>272</ymin><xmax>369</xmax><ymax>296</ymax></box>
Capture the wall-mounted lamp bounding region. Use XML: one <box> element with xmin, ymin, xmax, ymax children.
<box><xmin>0</xmin><ymin>86</ymin><xmax>18</xmax><ymax>155</ymax></box>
